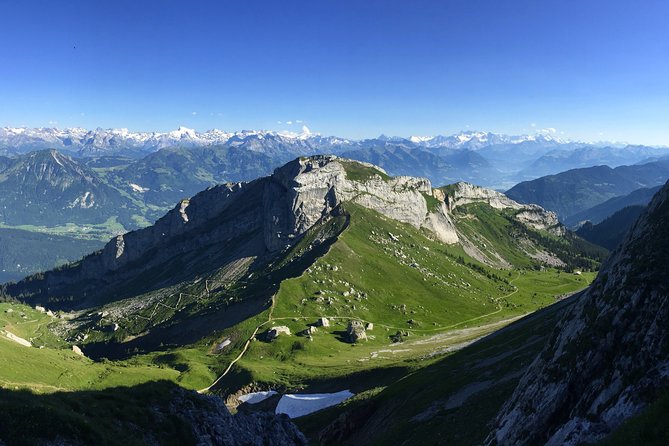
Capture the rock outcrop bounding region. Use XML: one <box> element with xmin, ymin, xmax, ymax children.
<box><xmin>487</xmin><ymin>180</ymin><xmax>669</xmax><ymax>445</ymax></box>
<box><xmin>443</xmin><ymin>182</ymin><xmax>561</xmax><ymax>233</ymax></box>
<box><xmin>346</xmin><ymin>320</ymin><xmax>367</xmax><ymax>343</ymax></box>
<box><xmin>6</xmin><ymin>156</ymin><xmax>561</xmax><ymax>309</ymax></box>
<box><xmin>171</xmin><ymin>388</ymin><xmax>307</xmax><ymax>446</ymax></box>
<box><xmin>267</xmin><ymin>326</ymin><xmax>291</xmax><ymax>340</ymax></box>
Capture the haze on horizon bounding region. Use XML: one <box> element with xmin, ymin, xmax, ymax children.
<box><xmin>1</xmin><ymin>0</ymin><xmax>668</xmax><ymax>146</ymax></box>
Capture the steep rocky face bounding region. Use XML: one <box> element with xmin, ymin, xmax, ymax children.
<box><xmin>7</xmin><ymin>156</ymin><xmax>562</xmax><ymax>308</ymax></box>
<box><xmin>444</xmin><ymin>182</ymin><xmax>562</xmax><ymax>233</ymax></box>
<box><xmin>488</xmin><ymin>180</ymin><xmax>669</xmax><ymax>445</ymax></box>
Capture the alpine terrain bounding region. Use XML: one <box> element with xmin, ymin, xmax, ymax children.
<box><xmin>0</xmin><ymin>156</ymin><xmax>601</xmax><ymax>444</ymax></box>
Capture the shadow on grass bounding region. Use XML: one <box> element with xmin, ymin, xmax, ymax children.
<box><xmin>83</xmin><ymin>212</ymin><xmax>350</xmax><ymax>361</ymax></box>
<box><xmin>0</xmin><ymin>381</ymin><xmax>196</xmax><ymax>446</ymax></box>
<box><xmin>297</xmin><ymin>295</ymin><xmax>583</xmax><ymax>445</ymax></box>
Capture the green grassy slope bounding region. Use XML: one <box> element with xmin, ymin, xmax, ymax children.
<box><xmin>0</xmin><ymin>198</ymin><xmax>597</xmax><ymax>445</ymax></box>
<box><xmin>297</xmin><ymin>295</ymin><xmax>581</xmax><ymax>445</ymax></box>
<box><xmin>452</xmin><ymin>202</ymin><xmax>608</xmax><ymax>270</ymax></box>
<box><xmin>213</xmin><ymin>203</ymin><xmax>594</xmax><ymax>393</ymax></box>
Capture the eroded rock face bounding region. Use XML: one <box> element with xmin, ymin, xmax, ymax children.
<box><xmin>446</xmin><ymin>182</ymin><xmax>522</xmax><ymax>211</ymax></box>
<box><xmin>346</xmin><ymin>320</ymin><xmax>367</xmax><ymax>343</ymax></box>
<box><xmin>445</xmin><ymin>182</ymin><xmax>562</xmax><ymax>233</ymax></box>
<box><xmin>487</xmin><ymin>180</ymin><xmax>669</xmax><ymax>446</ymax></box>
<box><xmin>6</xmin><ymin>156</ymin><xmax>555</xmax><ymax>308</ymax></box>
<box><xmin>272</xmin><ymin>156</ymin><xmax>436</xmax><ymax>238</ymax></box>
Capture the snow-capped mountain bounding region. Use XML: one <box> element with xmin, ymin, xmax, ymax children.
<box><xmin>408</xmin><ymin>130</ymin><xmax>569</xmax><ymax>150</ymax></box>
<box><xmin>0</xmin><ymin>126</ymin><xmax>578</xmax><ymax>158</ymax></box>
<box><xmin>0</xmin><ymin>126</ymin><xmax>335</xmax><ymax>157</ymax></box>
<box><xmin>1</xmin><ymin>126</ymin><xmax>664</xmax><ymax>190</ymax></box>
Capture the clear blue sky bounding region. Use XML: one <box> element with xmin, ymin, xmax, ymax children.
<box><xmin>1</xmin><ymin>0</ymin><xmax>668</xmax><ymax>144</ymax></box>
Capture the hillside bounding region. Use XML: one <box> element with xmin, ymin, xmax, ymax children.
<box><xmin>0</xmin><ymin>150</ymin><xmax>145</xmax><ymax>228</ymax></box>
<box><xmin>488</xmin><ymin>179</ymin><xmax>669</xmax><ymax>445</ymax></box>
<box><xmin>0</xmin><ymin>228</ymin><xmax>103</xmax><ymax>282</ymax></box>
<box><xmin>519</xmin><ymin>145</ymin><xmax>666</xmax><ymax>178</ymax></box>
<box><xmin>0</xmin><ymin>156</ymin><xmax>602</xmax><ymax>443</ymax></box>
<box><xmin>506</xmin><ymin>160</ymin><xmax>669</xmax><ymax>220</ymax></box>
<box><xmin>576</xmin><ymin>205</ymin><xmax>645</xmax><ymax>250</ymax></box>
<box><xmin>565</xmin><ymin>185</ymin><xmax>660</xmax><ymax>227</ymax></box>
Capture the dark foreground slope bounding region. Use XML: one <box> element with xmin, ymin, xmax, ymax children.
<box><xmin>0</xmin><ymin>381</ymin><xmax>306</xmax><ymax>446</ymax></box>
<box><xmin>488</xmin><ymin>179</ymin><xmax>669</xmax><ymax>445</ymax></box>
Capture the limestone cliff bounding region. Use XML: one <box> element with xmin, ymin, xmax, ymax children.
<box><xmin>5</xmin><ymin>156</ymin><xmax>559</xmax><ymax>308</ymax></box>
<box><xmin>488</xmin><ymin>180</ymin><xmax>669</xmax><ymax>445</ymax></box>
<box><xmin>443</xmin><ymin>182</ymin><xmax>562</xmax><ymax>233</ymax></box>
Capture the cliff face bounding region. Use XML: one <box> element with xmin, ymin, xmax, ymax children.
<box><xmin>488</xmin><ymin>180</ymin><xmax>669</xmax><ymax>445</ymax></box>
<box><xmin>444</xmin><ymin>182</ymin><xmax>561</xmax><ymax>233</ymax></box>
<box><xmin>6</xmin><ymin>156</ymin><xmax>559</xmax><ymax>309</ymax></box>
<box><xmin>7</xmin><ymin>156</ymin><xmax>457</xmax><ymax>307</ymax></box>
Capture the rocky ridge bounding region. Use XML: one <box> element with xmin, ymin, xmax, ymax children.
<box><xmin>488</xmin><ymin>180</ymin><xmax>669</xmax><ymax>445</ymax></box>
<box><xmin>7</xmin><ymin>156</ymin><xmax>562</xmax><ymax>308</ymax></box>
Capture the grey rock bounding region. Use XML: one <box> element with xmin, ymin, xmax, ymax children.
<box><xmin>346</xmin><ymin>320</ymin><xmax>367</xmax><ymax>343</ymax></box>
<box><xmin>487</xmin><ymin>180</ymin><xmax>669</xmax><ymax>445</ymax></box>
<box><xmin>170</xmin><ymin>389</ymin><xmax>307</xmax><ymax>446</ymax></box>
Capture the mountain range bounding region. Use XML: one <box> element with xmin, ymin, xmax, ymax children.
<box><xmin>1</xmin><ymin>154</ymin><xmax>667</xmax><ymax>445</ymax></box>
<box><xmin>2</xmin><ymin>126</ymin><xmax>668</xmax><ymax>190</ymax></box>
<box><xmin>506</xmin><ymin>161</ymin><xmax>669</xmax><ymax>224</ymax></box>
<box><xmin>0</xmin><ymin>126</ymin><xmax>666</xmax><ymax>285</ymax></box>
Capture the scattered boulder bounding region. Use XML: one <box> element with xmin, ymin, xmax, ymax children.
<box><xmin>365</xmin><ymin>322</ymin><xmax>374</xmax><ymax>331</ymax></box>
<box><xmin>35</xmin><ymin>305</ymin><xmax>46</xmax><ymax>313</ymax></box>
<box><xmin>72</xmin><ymin>345</ymin><xmax>85</xmax><ymax>357</ymax></box>
<box><xmin>267</xmin><ymin>326</ymin><xmax>291</xmax><ymax>341</ymax></box>
<box><xmin>316</xmin><ymin>317</ymin><xmax>330</xmax><ymax>327</ymax></box>
<box><xmin>346</xmin><ymin>320</ymin><xmax>367</xmax><ymax>343</ymax></box>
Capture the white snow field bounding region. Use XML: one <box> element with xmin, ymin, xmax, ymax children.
<box><xmin>275</xmin><ymin>390</ymin><xmax>354</xmax><ymax>418</ymax></box>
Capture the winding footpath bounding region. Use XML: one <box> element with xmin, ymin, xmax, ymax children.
<box><xmin>198</xmin><ymin>272</ymin><xmax>583</xmax><ymax>394</ymax></box>
<box><xmin>197</xmin><ymin>275</ymin><xmax>519</xmax><ymax>393</ymax></box>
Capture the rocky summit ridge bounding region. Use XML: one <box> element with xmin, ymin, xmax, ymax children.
<box><xmin>488</xmin><ymin>179</ymin><xmax>669</xmax><ymax>445</ymax></box>
<box><xmin>8</xmin><ymin>155</ymin><xmax>561</xmax><ymax>308</ymax></box>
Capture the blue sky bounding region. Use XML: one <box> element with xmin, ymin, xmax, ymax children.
<box><xmin>1</xmin><ymin>0</ymin><xmax>668</xmax><ymax>144</ymax></box>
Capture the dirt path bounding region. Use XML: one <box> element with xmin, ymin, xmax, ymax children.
<box><xmin>197</xmin><ymin>294</ymin><xmax>277</xmax><ymax>394</ymax></box>
<box><xmin>197</xmin><ymin>272</ymin><xmax>583</xmax><ymax>394</ymax></box>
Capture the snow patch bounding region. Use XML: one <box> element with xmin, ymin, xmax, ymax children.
<box><xmin>275</xmin><ymin>390</ymin><xmax>354</xmax><ymax>418</ymax></box>
<box><xmin>179</xmin><ymin>200</ymin><xmax>190</xmax><ymax>223</ymax></box>
<box><xmin>129</xmin><ymin>183</ymin><xmax>149</xmax><ymax>193</ymax></box>
<box><xmin>238</xmin><ymin>391</ymin><xmax>278</xmax><ymax>405</ymax></box>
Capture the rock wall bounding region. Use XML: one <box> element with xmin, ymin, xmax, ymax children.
<box><xmin>445</xmin><ymin>182</ymin><xmax>562</xmax><ymax>233</ymax></box>
<box><xmin>7</xmin><ymin>156</ymin><xmax>560</xmax><ymax>307</ymax></box>
<box><xmin>487</xmin><ymin>180</ymin><xmax>669</xmax><ymax>445</ymax></box>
